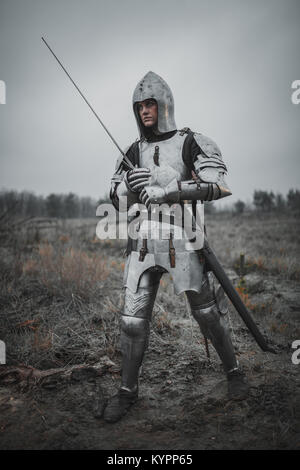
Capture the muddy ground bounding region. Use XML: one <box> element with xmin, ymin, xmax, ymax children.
<box><xmin>0</xmin><ymin>213</ymin><xmax>299</xmax><ymax>450</ymax></box>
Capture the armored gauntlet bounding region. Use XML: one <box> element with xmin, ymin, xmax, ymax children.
<box><xmin>124</xmin><ymin>168</ymin><xmax>151</xmax><ymax>193</ymax></box>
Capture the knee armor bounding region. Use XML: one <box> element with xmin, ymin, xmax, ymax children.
<box><xmin>120</xmin><ymin>316</ymin><xmax>150</xmax><ymax>358</ymax></box>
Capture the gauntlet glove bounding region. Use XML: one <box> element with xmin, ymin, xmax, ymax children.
<box><xmin>124</xmin><ymin>168</ymin><xmax>151</xmax><ymax>193</ymax></box>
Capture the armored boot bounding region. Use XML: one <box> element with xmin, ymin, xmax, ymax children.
<box><xmin>103</xmin><ymin>387</ymin><xmax>138</xmax><ymax>423</ymax></box>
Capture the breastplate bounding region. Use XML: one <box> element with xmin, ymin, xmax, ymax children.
<box><xmin>124</xmin><ymin>132</ymin><xmax>204</xmax><ymax>294</ymax></box>
<box><xmin>139</xmin><ymin>132</ymin><xmax>190</xmax><ymax>187</ymax></box>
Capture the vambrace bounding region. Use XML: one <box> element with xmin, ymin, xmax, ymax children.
<box><xmin>145</xmin><ymin>176</ymin><xmax>231</xmax><ymax>204</ymax></box>
<box><xmin>167</xmin><ymin>178</ymin><xmax>231</xmax><ymax>202</ymax></box>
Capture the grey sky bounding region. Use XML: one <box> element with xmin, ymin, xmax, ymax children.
<box><xmin>0</xmin><ymin>0</ymin><xmax>299</xmax><ymax>205</ymax></box>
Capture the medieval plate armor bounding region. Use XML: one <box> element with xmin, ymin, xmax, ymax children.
<box><xmin>104</xmin><ymin>71</ymin><xmax>248</xmax><ymax>423</ymax></box>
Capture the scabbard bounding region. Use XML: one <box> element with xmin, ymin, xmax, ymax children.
<box><xmin>202</xmin><ymin>239</ymin><xmax>276</xmax><ymax>354</ymax></box>
<box><xmin>169</xmin><ymin>233</ymin><xmax>176</xmax><ymax>268</ymax></box>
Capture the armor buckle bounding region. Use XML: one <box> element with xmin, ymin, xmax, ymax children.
<box><xmin>139</xmin><ymin>238</ymin><xmax>148</xmax><ymax>262</ymax></box>
<box><xmin>179</xmin><ymin>127</ymin><xmax>190</xmax><ymax>136</ymax></box>
<box><xmin>169</xmin><ymin>233</ymin><xmax>176</xmax><ymax>268</ymax></box>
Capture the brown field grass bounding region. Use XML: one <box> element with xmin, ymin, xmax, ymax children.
<box><xmin>1</xmin><ymin>211</ymin><xmax>299</xmax><ymax>369</ymax></box>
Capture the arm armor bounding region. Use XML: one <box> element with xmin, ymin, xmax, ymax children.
<box><xmin>169</xmin><ymin>133</ymin><xmax>231</xmax><ymax>202</ymax></box>
<box><xmin>163</xmin><ymin>175</ymin><xmax>232</xmax><ymax>202</ymax></box>
<box><xmin>110</xmin><ymin>147</ymin><xmax>140</xmax><ymax>211</ymax></box>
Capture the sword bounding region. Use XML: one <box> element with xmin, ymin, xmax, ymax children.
<box><xmin>41</xmin><ymin>37</ymin><xmax>135</xmax><ymax>171</ymax></box>
<box><xmin>202</xmin><ymin>239</ymin><xmax>276</xmax><ymax>353</ymax></box>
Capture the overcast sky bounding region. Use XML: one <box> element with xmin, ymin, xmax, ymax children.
<box><xmin>0</xmin><ymin>0</ymin><xmax>299</xmax><ymax>205</ymax></box>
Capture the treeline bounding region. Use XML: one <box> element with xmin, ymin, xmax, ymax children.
<box><xmin>0</xmin><ymin>190</ymin><xmax>110</xmax><ymax>219</ymax></box>
<box><xmin>234</xmin><ymin>189</ymin><xmax>300</xmax><ymax>214</ymax></box>
<box><xmin>0</xmin><ymin>188</ymin><xmax>299</xmax><ymax>219</ymax></box>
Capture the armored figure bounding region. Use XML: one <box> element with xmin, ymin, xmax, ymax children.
<box><xmin>104</xmin><ymin>71</ymin><xmax>248</xmax><ymax>423</ymax></box>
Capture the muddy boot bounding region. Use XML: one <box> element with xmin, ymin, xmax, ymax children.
<box><xmin>103</xmin><ymin>387</ymin><xmax>138</xmax><ymax>423</ymax></box>
<box><xmin>227</xmin><ymin>369</ymin><xmax>249</xmax><ymax>400</ymax></box>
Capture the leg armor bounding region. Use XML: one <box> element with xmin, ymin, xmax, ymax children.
<box><xmin>120</xmin><ymin>269</ymin><xmax>162</xmax><ymax>391</ymax></box>
<box><xmin>186</xmin><ymin>272</ymin><xmax>238</xmax><ymax>373</ymax></box>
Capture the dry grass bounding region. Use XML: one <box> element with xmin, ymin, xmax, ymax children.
<box><xmin>206</xmin><ymin>212</ymin><xmax>300</xmax><ymax>280</ymax></box>
<box><xmin>34</xmin><ymin>242</ymin><xmax>110</xmax><ymax>298</ymax></box>
<box><xmin>0</xmin><ymin>219</ymin><xmax>127</xmax><ymax>368</ymax></box>
<box><xmin>0</xmin><ymin>212</ymin><xmax>299</xmax><ymax>370</ymax></box>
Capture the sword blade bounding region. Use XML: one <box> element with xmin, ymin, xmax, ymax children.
<box><xmin>41</xmin><ymin>37</ymin><xmax>134</xmax><ymax>171</ymax></box>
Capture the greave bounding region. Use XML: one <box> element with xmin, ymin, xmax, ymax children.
<box><xmin>191</xmin><ymin>302</ymin><xmax>238</xmax><ymax>373</ymax></box>
<box><xmin>120</xmin><ymin>271</ymin><xmax>161</xmax><ymax>392</ymax></box>
<box><xmin>120</xmin><ymin>316</ymin><xmax>150</xmax><ymax>391</ymax></box>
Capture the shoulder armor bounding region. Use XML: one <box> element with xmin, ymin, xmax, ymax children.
<box><xmin>193</xmin><ymin>132</ymin><xmax>222</xmax><ymax>158</ymax></box>
<box><xmin>192</xmin><ymin>133</ymin><xmax>227</xmax><ymax>183</ymax></box>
